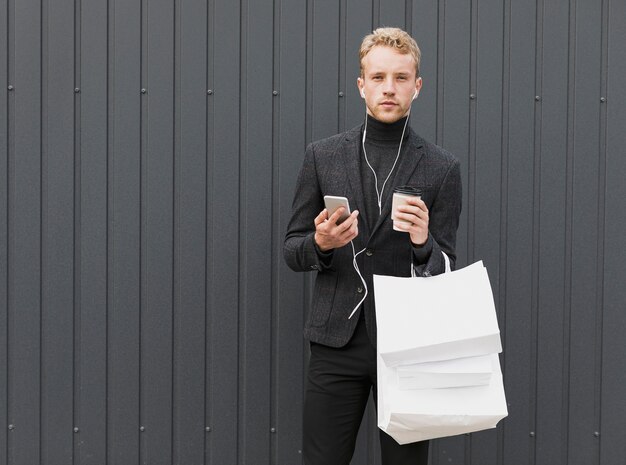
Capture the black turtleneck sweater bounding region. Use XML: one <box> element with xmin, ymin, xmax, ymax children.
<box><xmin>359</xmin><ymin>114</ymin><xmax>410</xmax><ymax>231</ymax></box>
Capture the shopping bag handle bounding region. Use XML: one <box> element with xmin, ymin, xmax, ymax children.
<box><xmin>411</xmin><ymin>251</ymin><xmax>451</xmax><ymax>277</ymax></box>
<box><xmin>442</xmin><ymin>251</ymin><xmax>451</xmax><ymax>273</ymax></box>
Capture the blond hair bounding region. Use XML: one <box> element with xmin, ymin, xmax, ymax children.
<box><xmin>359</xmin><ymin>27</ymin><xmax>421</xmax><ymax>77</ymax></box>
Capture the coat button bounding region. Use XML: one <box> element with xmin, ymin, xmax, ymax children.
<box><xmin>365</xmin><ymin>249</ymin><xmax>373</xmax><ymax>256</ymax></box>
<box><xmin>357</xmin><ymin>287</ymin><xmax>363</xmax><ymax>293</ymax></box>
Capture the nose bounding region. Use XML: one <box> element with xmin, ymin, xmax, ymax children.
<box><xmin>382</xmin><ymin>77</ymin><xmax>396</xmax><ymax>95</ymax></box>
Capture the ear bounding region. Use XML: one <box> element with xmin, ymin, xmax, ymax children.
<box><xmin>357</xmin><ymin>77</ymin><xmax>365</xmax><ymax>98</ymax></box>
<box><xmin>413</xmin><ymin>77</ymin><xmax>423</xmax><ymax>99</ymax></box>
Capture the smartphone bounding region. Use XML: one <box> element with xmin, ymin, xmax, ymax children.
<box><xmin>324</xmin><ymin>195</ymin><xmax>351</xmax><ymax>224</ymax></box>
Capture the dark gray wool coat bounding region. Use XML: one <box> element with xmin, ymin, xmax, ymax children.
<box><xmin>284</xmin><ymin>124</ymin><xmax>462</xmax><ymax>348</ymax></box>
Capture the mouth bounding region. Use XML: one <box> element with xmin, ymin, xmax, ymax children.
<box><xmin>380</xmin><ymin>100</ymin><xmax>398</xmax><ymax>108</ymax></box>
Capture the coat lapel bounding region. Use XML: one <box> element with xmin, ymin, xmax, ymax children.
<box><xmin>340</xmin><ymin>127</ymin><xmax>372</xmax><ymax>242</ymax></box>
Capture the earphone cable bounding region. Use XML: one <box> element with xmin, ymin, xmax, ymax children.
<box><xmin>349</xmin><ymin>100</ymin><xmax>414</xmax><ymax>319</ymax></box>
<box><xmin>348</xmin><ymin>241</ymin><xmax>367</xmax><ymax>319</ymax></box>
<box><xmin>362</xmin><ymin>110</ymin><xmax>411</xmax><ymax>214</ymax></box>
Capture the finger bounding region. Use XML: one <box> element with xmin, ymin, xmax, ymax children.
<box><xmin>340</xmin><ymin>224</ymin><xmax>359</xmax><ymax>242</ymax></box>
<box><xmin>395</xmin><ymin>213</ymin><xmax>428</xmax><ymax>232</ymax></box>
<box><xmin>337</xmin><ymin>210</ymin><xmax>359</xmax><ymax>232</ymax></box>
<box><xmin>398</xmin><ymin>207</ymin><xmax>429</xmax><ymax>224</ymax></box>
<box><xmin>394</xmin><ymin>209</ymin><xmax>418</xmax><ymax>224</ymax></box>
<box><xmin>351</xmin><ymin>224</ymin><xmax>359</xmax><ymax>239</ymax></box>
<box><xmin>337</xmin><ymin>216</ymin><xmax>359</xmax><ymax>240</ymax></box>
<box><xmin>404</xmin><ymin>197</ymin><xmax>426</xmax><ymax>208</ymax></box>
<box><xmin>342</xmin><ymin>216</ymin><xmax>359</xmax><ymax>235</ymax></box>
<box><xmin>393</xmin><ymin>220</ymin><xmax>410</xmax><ymax>232</ymax></box>
<box><xmin>398</xmin><ymin>202</ymin><xmax>426</xmax><ymax>215</ymax></box>
<box><xmin>314</xmin><ymin>209</ymin><xmax>329</xmax><ymax>227</ymax></box>
<box><xmin>327</xmin><ymin>207</ymin><xmax>347</xmax><ymax>224</ymax></box>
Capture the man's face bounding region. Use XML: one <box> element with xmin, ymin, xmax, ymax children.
<box><xmin>357</xmin><ymin>46</ymin><xmax>422</xmax><ymax>123</ymax></box>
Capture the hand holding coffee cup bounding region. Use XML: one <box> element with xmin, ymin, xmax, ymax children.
<box><xmin>391</xmin><ymin>186</ymin><xmax>429</xmax><ymax>246</ymax></box>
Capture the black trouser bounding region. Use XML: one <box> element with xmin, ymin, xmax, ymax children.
<box><xmin>303</xmin><ymin>315</ymin><xmax>429</xmax><ymax>465</ymax></box>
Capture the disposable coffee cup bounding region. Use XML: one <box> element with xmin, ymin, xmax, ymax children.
<box><xmin>391</xmin><ymin>186</ymin><xmax>422</xmax><ymax>232</ymax></box>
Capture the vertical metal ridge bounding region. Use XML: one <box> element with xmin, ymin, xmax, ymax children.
<box><xmin>595</xmin><ymin>0</ymin><xmax>609</xmax><ymax>462</ymax></box>
<box><xmin>237</xmin><ymin>0</ymin><xmax>245</xmax><ymax>460</ymax></box>
<box><xmin>171</xmin><ymin>0</ymin><xmax>179</xmax><ymax>460</ymax></box>
<box><xmin>39</xmin><ymin>1</ymin><xmax>48</xmax><ymax>462</ymax></box>
<box><xmin>303</xmin><ymin>0</ymin><xmax>313</xmax><ymax>394</ymax></box>
<box><xmin>36</xmin><ymin>0</ymin><xmax>42</xmax><ymax>454</ymax></box>
<box><xmin>237</xmin><ymin>0</ymin><xmax>247</xmax><ymax>461</ymax></box>
<box><xmin>563</xmin><ymin>0</ymin><xmax>576</xmax><ymax>463</ymax></box>
<box><xmin>270</xmin><ymin>0</ymin><xmax>281</xmax><ymax>461</ymax></box>
<box><xmin>436</xmin><ymin>0</ymin><xmax>444</xmax><ymax>146</ymax></box>
<box><xmin>238</xmin><ymin>0</ymin><xmax>243</xmax><ymax>451</ymax></box>
<box><xmin>204</xmin><ymin>1</ymin><xmax>215</xmax><ymax>456</ymax></box>
<box><xmin>72</xmin><ymin>0</ymin><xmax>81</xmax><ymax>463</ymax></box>
<box><xmin>372</xmin><ymin>0</ymin><xmax>380</xmax><ymax>27</ymax></box>
<box><xmin>465</xmin><ymin>0</ymin><xmax>478</xmax><ymax>456</ymax></box>
<box><xmin>497</xmin><ymin>0</ymin><xmax>511</xmax><ymax>463</ymax></box>
<box><xmin>169</xmin><ymin>1</ymin><xmax>177</xmax><ymax>463</ymax></box>
<box><xmin>39</xmin><ymin>0</ymin><xmax>47</xmax><ymax>461</ymax></box>
<box><xmin>2</xmin><ymin>0</ymin><xmax>10</xmax><ymax>460</ymax></box>
<box><xmin>233</xmin><ymin>0</ymin><xmax>243</xmax><ymax>459</ymax></box>
<box><xmin>203</xmin><ymin>0</ymin><xmax>214</xmax><ymax>459</ymax></box>
<box><xmin>530</xmin><ymin>0</ymin><xmax>544</xmax><ymax>460</ymax></box>
<box><xmin>303</xmin><ymin>0</ymin><xmax>313</xmax><ymax>454</ymax></box>
<box><xmin>404</xmin><ymin>0</ymin><xmax>412</xmax><ymax>32</ymax></box>
<box><xmin>5</xmin><ymin>0</ymin><xmax>12</xmax><ymax>448</ymax></box>
<box><xmin>304</xmin><ymin>0</ymin><xmax>311</xmax><ymax>146</ymax></box>
<box><xmin>171</xmin><ymin>0</ymin><xmax>177</xmax><ymax>459</ymax></box>
<box><xmin>105</xmin><ymin>0</ymin><xmax>113</xmax><ymax>461</ymax></box>
<box><xmin>305</xmin><ymin>0</ymin><xmax>313</xmax><ymax>144</ymax></box>
<box><xmin>138</xmin><ymin>0</ymin><xmax>147</xmax><ymax>461</ymax></box>
<box><xmin>467</xmin><ymin>0</ymin><xmax>478</xmax><ymax>265</ymax></box>
<box><xmin>338</xmin><ymin>0</ymin><xmax>345</xmax><ymax>132</ymax></box>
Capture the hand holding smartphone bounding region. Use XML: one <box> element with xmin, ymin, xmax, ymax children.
<box><xmin>315</xmin><ymin>195</ymin><xmax>358</xmax><ymax>252</ymax></box>
<box><xmin>323</xmin><ymin>195</ymin><xmax>351</xmax><ymax>224</ymax></box>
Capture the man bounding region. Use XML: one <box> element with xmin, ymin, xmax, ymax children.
<box><xmin>284</xmin><ymin>27</ymin><xmax>462</xmax><ymax>465</ymax></box>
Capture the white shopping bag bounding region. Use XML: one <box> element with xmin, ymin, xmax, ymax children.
<box><xmin>396</xmin><ymin>355</ymin><xmax>493</xmax><ymax>390</ymax></box>
<box><xmin>375</xmin><ymin>259</ymin><xmax>507</xmax><ymax>443</ymax></box>
<box><xmin>378</xmin><ymin>353</ymin><xmax>508</xmax><ymax>444</ymax></box>
<box><xmin>374</xmin><ymin>261</ymin><xmax>501</xmax><ymax>367</ymax></box>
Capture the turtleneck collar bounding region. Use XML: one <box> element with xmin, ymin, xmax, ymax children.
<box><xmin>364</xmin><ymin>114</ymin><xmax>410</xmax><ymax>143</ymax></box>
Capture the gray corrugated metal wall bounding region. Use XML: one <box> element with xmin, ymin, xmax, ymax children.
<box><xmin>1</xmin><ymin>0</ymin><xmax>624</xmax><ymax>464</ymax></box>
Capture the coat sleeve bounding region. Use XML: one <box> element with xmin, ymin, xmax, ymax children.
<box><xmin>412</xmin><ymin>157</ymin><xmax>462</xmax><ymax>276</ymax></box>
<box><xmin>283</xmin><ymin>143</ymin><xmax>335</xmax><ymax>273</ymax></box>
